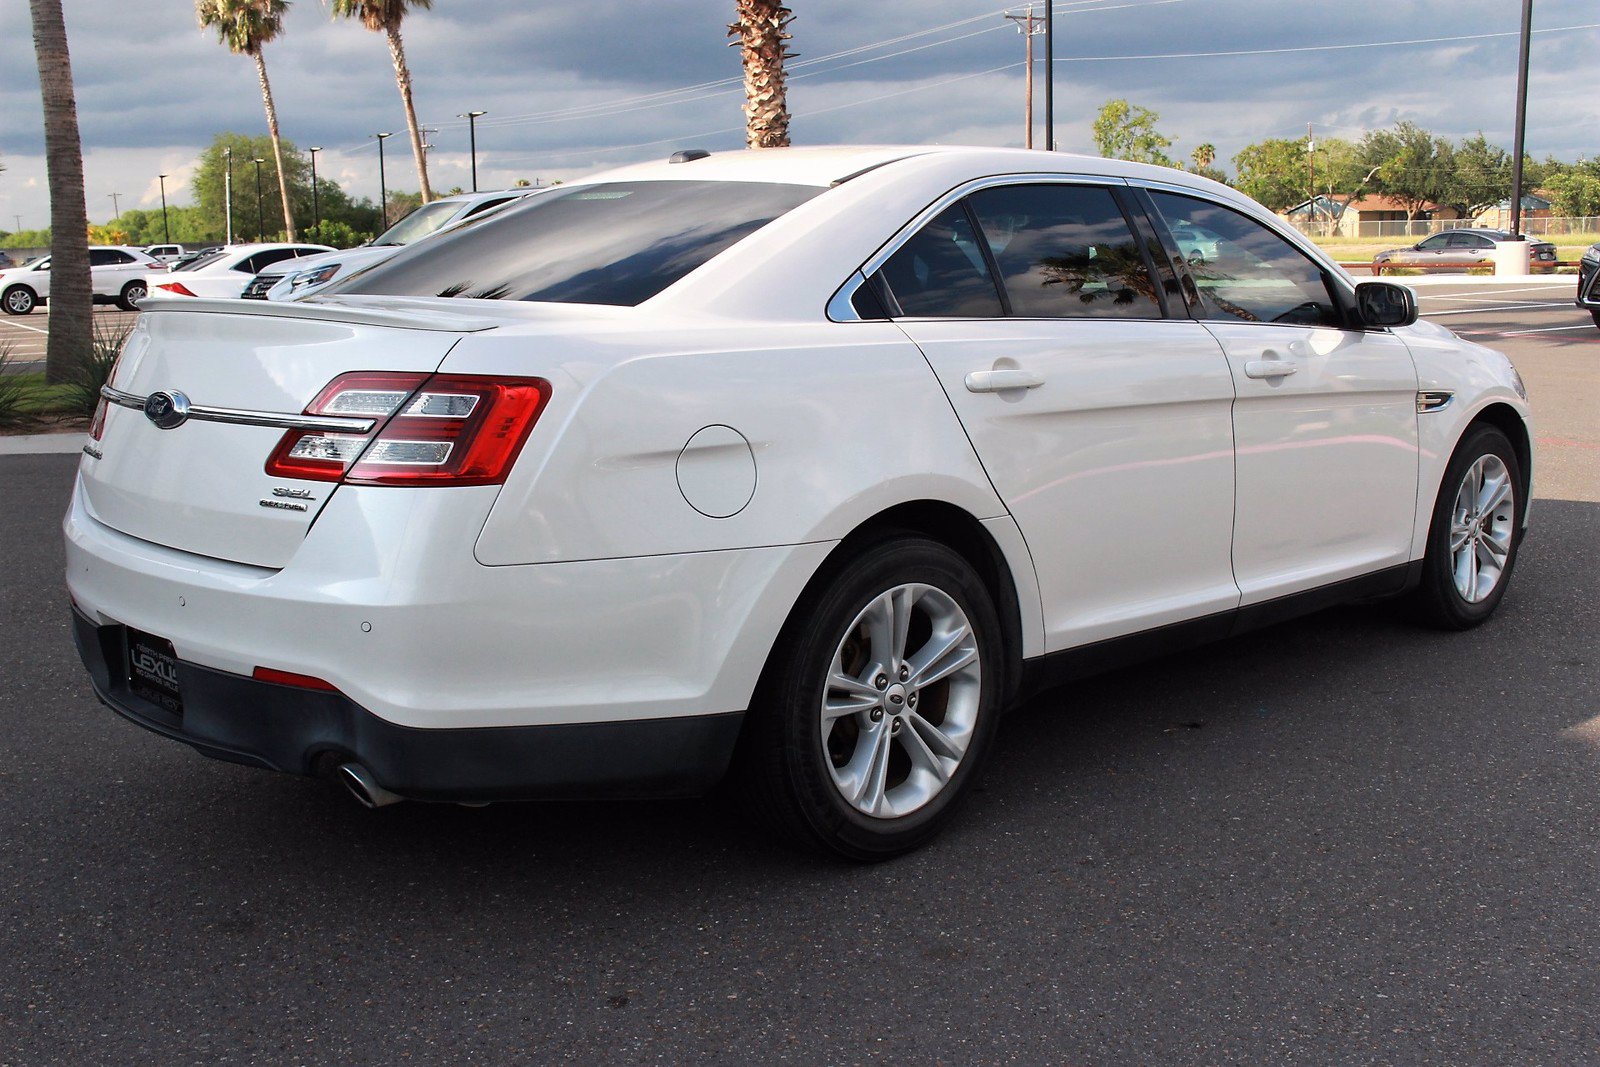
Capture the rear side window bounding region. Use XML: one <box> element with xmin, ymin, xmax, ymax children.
<box><xmin>1149</xmin><ymin>192</ymin><xmax>1341</xmax><ymax>328</ymax></box>
<box><xmin>89</xmin><ymin>249</ymin><xmax>134</xmax><ymax>266</ymax></box>
<box><xmin>876</xmin><ymin>204</ymin><xmax>1003</xmax><ymax>318</ymax></box>
<box><xmin>335</xmin><ymin>181</ymin><xmax>821</xmax><ymax>306</ymax></box>
<box><xmin>966</xmin><ymin>184</ymin><xmax>1160</xmax><ymax>319</ymax></box>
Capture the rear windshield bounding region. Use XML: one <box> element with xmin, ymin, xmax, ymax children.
<box><xmin>174</xmin><ymin>251</ymin><xmax>228</xmax><ymax>272</ymax></box>
<box><xmin>330</xmin><ymin>180</ymin><xmax>821</xmax><ymax>307</ymax></box>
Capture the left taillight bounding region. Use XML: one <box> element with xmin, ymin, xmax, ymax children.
<box><xmin>155</xmin><ymin>282</ymin><xmax>197</xmax><ymax>297</ymax></box>
<box><xmin>264</xmin><ymin>371</ymin><xmax>551</xmax><ymax>487</ymax></box>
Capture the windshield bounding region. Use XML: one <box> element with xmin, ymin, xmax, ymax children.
<box><xmin>371</xmin><ymin>201</ymin><xmax>463</xmax><ymax>246</ymax></box>
<box><xmin>331</xmin><ymin>180</ymin><xmax>821</xmax><ymax>307</ymax></box>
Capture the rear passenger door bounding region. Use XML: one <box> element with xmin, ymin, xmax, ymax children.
<box><xmin>873</xmin><ymin>180</ymin><xmax>1240</xmax><ymax>653</ymax></box>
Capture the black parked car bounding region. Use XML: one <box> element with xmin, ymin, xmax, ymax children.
<box><xmin>1576</xmin><ymin>243</ymin><xmax>1600</xmax><ymax>328</ymax></box>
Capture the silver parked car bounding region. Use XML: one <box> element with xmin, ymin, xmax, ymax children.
<box><xmin>1372</xmin><ymin>228</ymin><xmax>1557</xmax><ymax>274</ymax></box>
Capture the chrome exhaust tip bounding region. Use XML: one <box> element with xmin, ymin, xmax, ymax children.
<box><xmin>337</xmin><ymin>763</ymin><xmax>405</xmax><ymax>809</ymax></box>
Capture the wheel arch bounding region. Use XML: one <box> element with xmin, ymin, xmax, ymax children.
<box><xmin>1463</xmin><ymin>401</ymin><xmax>1533</xmax><ymax>526</ymax></box>
<box><xmin>759</xmin><ymin>499</ymin><xmax>1031</xmax><ymax>709</ymax></box>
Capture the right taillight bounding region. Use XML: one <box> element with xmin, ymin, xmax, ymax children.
<box><xmin>264</xmin><ymin>371</ymin><xmax>551</xmax><ymax>487</ymax></box>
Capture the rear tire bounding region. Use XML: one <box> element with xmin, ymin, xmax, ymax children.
<box><xmin>1590</xmin><ymin>309</ymin><xmax>1600</xmax><ymax>329</ymax></box>
<box><xmin>737</xmin><ymin>537</ymin><xmax>1004</xmax><ymax>860</ymax></box>
<box><xmin>1407</xmin><ymin>425</ymin><xmax>1523</xmax><ymax>630</ymax></box>
<box><xmin>3</xmin><ymin>285</ymin><xmax>36</xmax><ymax>315</ymax></box>
<box><xmin>117</xmin><ymin>281</ymin><xmax>147</xmax><ymax>311</ymax></box>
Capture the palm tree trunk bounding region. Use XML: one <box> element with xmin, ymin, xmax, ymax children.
<box><xmin>385</xmin><ymin>25</ymin><xmax>433</xmax><ymax>203</ymax></box>
<box><xmin>28</xmin><ymin>0</ymin><xmax>91</xmax><ymax>384</ymax></box>
<box><xmin>253</xmin><ymin>51</ymin><xmax>297</xmax><ymax>241</ymax></box>
<box><xmin>729</xmin><ymin>0</ymin><xmax>793</xmax><ymax>149</ymax></box>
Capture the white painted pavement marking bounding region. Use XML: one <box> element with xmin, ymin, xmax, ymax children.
<box><xmin>1496</xmin><ymin>323</ymin><xmax>1599</xmax><ymax>336</ymax></box>
<box><xmin>1423</xmin><ymin>302</ymin><xmax>1575</xmax><ymax>317</ymax></box>
<box><xmin>1421</xmin><ymin>284</ymin><xmax>1583</xmax><ymax>301</ymax></box>
<box><xmin>0</xmin><ymin>320</ymin><xmax>48</xmax><ymax>334</ymax></box>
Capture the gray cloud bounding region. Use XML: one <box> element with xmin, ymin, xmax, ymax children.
<box><xmin>2</xmin><ymin>0</ymin><xmax>1596</xmax><ymax>228</ymax></box>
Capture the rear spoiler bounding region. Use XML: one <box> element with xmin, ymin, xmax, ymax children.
<box><xmin>139</xmin><ymin>295</ymin><xmax>502</xmax><ymax>334</ymax></box>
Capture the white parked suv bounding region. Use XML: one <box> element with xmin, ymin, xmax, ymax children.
<box><xmin>242</xmin><ymin>189</ymin><xmax>534</xmax><ymax>300</ymax></box>
<box><xmin>1</xmin><ymin>245</ymin><xmax>164</xmax><ymax>314</ymax></box>
<box><xmin>67</xmin><ymin>147</ymin><xmax>1532</xmax><ymax>858</ymax></box>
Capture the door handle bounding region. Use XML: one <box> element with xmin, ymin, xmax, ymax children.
<box><xmin>1244</xmin><ymin>360</ymin><xmax>1297</xmax><ymax>380</ymax></box>
<box><xmin>964</xmin><ymin>369</ymin><xmax>1045</xmax><ymax>393</ymax></box>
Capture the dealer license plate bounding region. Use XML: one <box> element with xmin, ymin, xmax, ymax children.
<box><xmin>126</xmin><ymin>629</ymin><xmax>183</xmax><ymax>716</ymax></box>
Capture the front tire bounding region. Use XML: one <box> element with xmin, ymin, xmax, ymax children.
<box><xmin>117</xmin><ymin>281</ymin><xmax>147</xmax><ymax>311</ymax></box>
<box><xmin>1408</xmin><ymin>425</ymin><xmax>1523</xmax><ymax>630</ymax></box>
<box><xmin>738</xmin><ymin>537</ymin><xmax>1004</xmax><ymax>860</ymax></box>
<box><xmin>3</xmin><ymin>285</ymin><xmax>36</xmax><ymax>315</ymax></box>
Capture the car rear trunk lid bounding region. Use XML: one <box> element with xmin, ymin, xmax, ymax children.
<box><xmin>79</xmin><ymin>299</ymin><xmax>496</xmax><ymax>569</ymax></box>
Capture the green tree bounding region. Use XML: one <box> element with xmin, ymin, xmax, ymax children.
<box><xmin>1360</xmin><ymin>122</ymin><xmax>1455</xmax><ymax>221</ymax></box>
<box><xmin>28</xmin><ymin>0</ymin><xmax>91</xmax><ymax>383</ymax></box>
<box><xmin>191</xmin><ymin>133</ymin><xmax>382</xmax><ymax>242</ymax></box>
<box><xmin>1091</xmin><ymin>99</ymin><xmax>1175</xmax><ymax>167</ymax></box>
<box><xmin>1444</xmin><ymin>133</ymin><xmax>1511</xmax><ymax>218</ymax></box>
<box><xmin>196</xmin><ymin>0</ymin><xmax>298</xmax><ymax>240</ymax></box>
<box><xmin>328</xmin><ymin>0</ymin><xmax>435</xmax><ymax>202</ymax></box>
<box><xmin>1543</xmin><ymin>169</ymin><xmax>1600</xmax><ymax>217</ymax></box>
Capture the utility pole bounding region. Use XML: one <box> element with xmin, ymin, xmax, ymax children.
<box><xmin>309</xmin><ymin>146</ymin><xmax>322</xmax><ymax>236</ymax></box>
<box><xmin>1509</xmin><ymin>0</ymin><xmax>1533</xmax><ymax>239</ymax></box>
<box><xmin>107</xmin><ymin>192</ymin><xmax>122</xmax><ymax>221</ymax></box>
<box><xmin>374</xmin><ymin>132</ymin><xmax>394</xmax><ymax>230</ymax></box>
<box><xmin>1306</xmin><ymin>122</ymin><xmax>1316</xmax><ymax>234</ymax></box>
<box><xmin>12</xmin><ymin>215</ymin><xmax>21</xmax><ymax>234</ymax></box>
<box><xmin>252</xmin><ymin>158</ymin><xmax>265</xmax><ymax>241</ymax></box>
<box><xmin>1043</xmin><ymin>0</ymin><xmax>1054</xmax><ymax>150</ymax></box>
<box><xmin>158</xmin><ymin>174</ymin><xmax>170</xmax><ymax>243</ymax></box>
<box><xmin>461</xmin><ymin>110</ymin><xmax>486</xmax><ymax>191</ymax></box>
<box><xmin>1004</xmin><ymin>8</ymin><xmax>1043</xmax><ymax>150</ymax></box>
<box><xmin>224</xmin><ymin>146</ymin><xmax>234</xmax><ymax>245</ymax></box>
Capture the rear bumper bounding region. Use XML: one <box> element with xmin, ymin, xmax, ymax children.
<box><xmin>73</xmin><ymin>608</ymin><xmax>742</xmax><ymax>801</ymax></box>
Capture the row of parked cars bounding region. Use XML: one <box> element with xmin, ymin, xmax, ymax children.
<box><xmin>0</xmin><ymin>189</ymin><xmax>534</xmax><ymax>316</ymax></box>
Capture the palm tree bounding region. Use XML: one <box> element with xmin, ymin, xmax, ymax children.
<box><xmin>1191</xmin><ymin>143</ymin><xmax>1216</xmax><ymax>171</ymax></box>
<box><xmin>27</xmin><ymin>0</ymin><xmax>91</xmax><ymax>383</ymax></box>
<box><xmin>329</xmin><ymin>0</ymin><xmax>433</xmax><ymax>203</ymax></box>
<box><xmin>728</xmin><ymin>0</ymin><xmax>793</xmax><ymax>148</ymax></box>
<box><xmin>196</xmin><ymin>0</ymin><xmax>297</xmax><ymax>240</ymax></box>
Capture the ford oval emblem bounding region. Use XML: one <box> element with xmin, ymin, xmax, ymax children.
<box><xmin>143</xmin><ymin>390</ymin><xmax>190</xmax><ymax>430</ymax></box>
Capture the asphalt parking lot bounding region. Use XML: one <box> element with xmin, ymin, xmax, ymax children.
<box><xmin>0</xmin><ymin>305</ymin><xmax>140</xmax><ymax>372</ymax></box>
<box><xmin>1</xmin><ymin>281</ymin><xmax>1597</xmax><ymax>1063</ymax></box>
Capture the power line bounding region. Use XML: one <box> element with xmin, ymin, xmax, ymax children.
<box><xmin>1048</xmin><ymin>22</ymin><xmax>1600</xmax><ymax>64</ymax></box>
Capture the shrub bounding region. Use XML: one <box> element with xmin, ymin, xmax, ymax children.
<box><xmin>60</xmin><ymin>320</ymin><xmax>132</xmax><ymax>418</ymax></box>
<box><xmin>0</xmin><ymin>344</ymin><xmax>29</xmax><ymax>427</ymax></box>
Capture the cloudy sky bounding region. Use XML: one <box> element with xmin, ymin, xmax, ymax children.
<box><xmin>1</xmin><ymin>0</ymin><xmax>1596</xmax><ymax>229</ymax></box>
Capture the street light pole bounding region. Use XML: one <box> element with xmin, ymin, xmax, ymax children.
<box><xmin>108</xmin><ymin>191</ymin><xmax>122</xmax><ymax>221</ymax></box>
<box><xmin>1043</xmin><ymin>0</ymin><xmax>1054</xmax><ymax>150</ymax></box>
<box><xmin>224</xmin><ymin>146</ymin><xmax>234</xmax><ymax>245</ymax></box>
<box><xmin>309</xmin><ymin>146</ymin><xmax>322</xmax><ymax>236</ymax></box>
<box><xmin>374</xmin><ymin>132</ymin><xmax>394</xmax><ymax>229</ymax></box>
<box><xmin>1509</xmin><ymin>0</ymin><xmax>1534</xmax><ymax>239</ymax></box>
<box><xmin>252</xmin><ymin>158</ymin><xmax>266</xmax><ymax>242</ymax></box>
<box><xmin>461</xmin><ymin>111</ymin><xmax>486</xmax><ymax>191</ymax></box>
<box><xmin>158</xmin><ymin>173</ymin><xmax>170</xmax><ymax>243</ymax></box>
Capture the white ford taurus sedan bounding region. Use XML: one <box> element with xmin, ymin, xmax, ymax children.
<box><xmin>66</xmin><ymin>146</ymin><xmax>1531</xmax><ymax>858</ymax></box>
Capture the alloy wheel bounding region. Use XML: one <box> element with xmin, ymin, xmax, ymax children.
<box><xmin>1448</xmin><ymin>453</ymin><xmax>1515</xmax><ymax>603</ymax></box>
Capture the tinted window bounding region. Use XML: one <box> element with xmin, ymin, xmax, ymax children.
<box><xmin>462</xmin><ymin>196</ymin><xmax>517</xmax><ymax>219</ymax></box>
<box><xmin>1149</xmin><ymin>192</ymin><xmax>1341</xmax><ymax>328</ymax></box>
<box><xmin>876</xmin><ymin>204</ymin><xmax>1003</xmax><ymax>318</ymax></box>
<box><xmin>243</xmin><ymin>248</ymin><xmax>302</xmax><ymax>272</ymax></box>
<box><xmin>968</xmin><ymin>184</ymin><xmax>1159</xmax><ymax>318</ymax></box>
<box><xmin>336</xmin><ymin>181</ymin><xmax>821</xmax><ymax>307</ymax></box>
<box><xmin>1417</xmin><ymin>235</ymin><xmax>1450</xmax><ymax>251</ymax></box>
<box><xmin>371</xmin><ymin>201</ymin><xmax>462</xmax><ymax>246</ymax></box>
<box><xmin>89</xmin><ymin>249</ymin><xmax>133</xmax><ymax>266</ymax></box>
<box><xmin>174</xmin><ymin>251</ymin><xmax>228</xmax><ymax>272</ymax></box>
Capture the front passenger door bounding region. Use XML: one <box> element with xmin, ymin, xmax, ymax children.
<box><xmin>1147</xmin><ymin>191</ymin><xmax>1419</xmax><ymax>604</ymax></box>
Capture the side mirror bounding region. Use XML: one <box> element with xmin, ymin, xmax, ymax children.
<box><xmin>1355</xmin><ymin>281</ymin><xmax>1417</xmax><ymax>328</ymax></box>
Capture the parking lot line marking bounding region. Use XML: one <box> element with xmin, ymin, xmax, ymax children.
<box><xmin>1422</xmin><ymin>285</ymin><xmax>1580</xmax><ymax>300</ymax></box>
<box><xmin>1423</xmin><ymin>302</ymin><xmax>1574</xmax><ymax>316</ymax></box>
<box><xmin>2</xmin><ymin>320</ymin><xmax>48</xmax><ymax>334</ymax></box>
<box><xmin>1496</xmin><ymin>324</ymin><xmax>1598</xmax><ymax>335</ymax></box>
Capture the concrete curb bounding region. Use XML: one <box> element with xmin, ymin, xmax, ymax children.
<box><xmin>0</xmin><ymin>433</ymin><xmax>86</xmax><ymax>456</ymax></box>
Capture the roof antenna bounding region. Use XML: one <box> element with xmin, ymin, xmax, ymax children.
<box><xmin>668</xmin><ymin>149</ymin><xmax>711</xmax><ymax>164</ymax></box>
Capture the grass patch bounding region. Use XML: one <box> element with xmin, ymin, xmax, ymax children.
<box><xmin>0</xmin><ymin>320</ymin><xmax>131</xmax><ymax>428</ymax></box>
